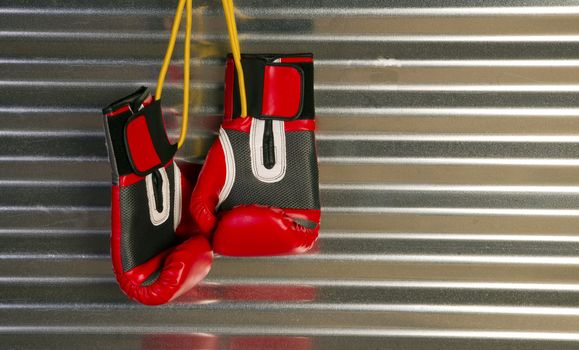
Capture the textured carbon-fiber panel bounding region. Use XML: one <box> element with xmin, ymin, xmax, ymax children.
<box><xmin>220</xmin><ymin>128</ymin><xmax>320</xmax><ymax>211</ymax></box>
<box><xmin>119</xmin><ymin>165</ymin><xmax>177</xmax><ymax>272</ymax></box>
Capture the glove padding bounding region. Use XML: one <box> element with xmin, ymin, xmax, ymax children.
<box><xmin>190</xmin><ymin>54</ymin><xmax>320</xmax><ymax>256</ymax></box>
<box><xmin>213</xmin><ymin>205</ymin><xmax>319</xmax><ymax>256</ymax></box>
<box><xmin>103</xmin><ymin>87</ymin><xmax>212</xmax><ymax>305</ymax></box>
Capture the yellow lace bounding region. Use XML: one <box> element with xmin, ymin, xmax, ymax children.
<box><xmin>222</xmin><ymin>0</ymin><xmax>247</xmax><ymax>117</ymax></box>
<box><xmin>154</xmin><ymin>0</ymin><xmax>247</xmax><ymax>150</ymax></box>
<box><xmin>155</xmin><ymin>0</ymin><xmax>193</xmax><ymax>149</ymax></box>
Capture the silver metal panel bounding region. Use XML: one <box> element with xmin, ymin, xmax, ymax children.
<box><xmin>2</xmin><ymin>0</ymin><xmax>579</xmax><ymax>349</ymax></box>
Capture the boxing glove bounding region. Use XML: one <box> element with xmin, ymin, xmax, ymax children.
<box><xmin>103</xmin><ymin>87</ymin><xmax>212</xmax><ymax>305</ymax></box>
<box><xmin>190</xmin><ymin>54</ymin><xmax>320</xmax><ymax>256</ymax></box>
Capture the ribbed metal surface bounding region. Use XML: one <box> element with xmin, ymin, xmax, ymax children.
<box><xmin>3</xmin><ymin>0</ymin><xmax>579</xmax><ymax>349</ymax></box>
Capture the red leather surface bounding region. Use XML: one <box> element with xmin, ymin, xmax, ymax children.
<box><xmin>262</xmin><ymin>65</ymin><xmax>302</xmax><ymax>118</ymax></box>
<box><xmin>105</xmin><ymin>104</ymin><xmax>130</xmax><ymax>117</ymax></box>
<box><xmin>105</xmin><ymin>93</ymin><xmax>152</xmax><ymax>117</ymax></box>
<box><xmin>125</xmin><ymin>114</ymin><xmax>161</xmax><ymax>173</ymax></box>
<box><xmin>189</xmin><ymin>138</ymin><xmax>227</xmax><ymax>237</ymax></box>
<box><xmin>212</xmin><ymin>205</ymin><xmax>320</xmax><ymax>256</ymax></box>
<box><xmin>121</xmin><ymin>236</ymin><xmax>212</xmax><ymax>306</ymax></box>
<box><xmin>119</xmin><ymin>172</ymin><xmax>144</xmax><ymax>187</ymax></box>
<box><xmin>124</xmin><ymin>248</ymin><xmax>172</xmax><ymax>286</ymax></box>
<box><xmin>142</xmin><ymin>95</ymin><xmax>154</xmax><ymax>106</ymax></box>
<box><xmin>280</xmin><ymin>57</ymin><xmax>313</xmax><ymax>63</ymax></box>
<box><xmin>222</xmin><ymin>116</ymin><xmax>252</xmax><ymax>132</ymax></box>
<box><xmin>222</xmin><ymin>117</ymin><xmax>315</xmax><ymax>132</ymax></box>
<box><xmin>283</xmin><ymin>207</ymin><xmax>321</xmax><ymax>224</ymax></box>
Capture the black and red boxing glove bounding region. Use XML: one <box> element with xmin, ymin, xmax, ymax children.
<box><xmin>103</xmin><ymin>87</ymin><xmax>212</xmax><ymax>305</ymax></box>
<box><xmin>190</xmin><ymin>54</ymin><xmax>320</xmax><ymax>256</ymax></box>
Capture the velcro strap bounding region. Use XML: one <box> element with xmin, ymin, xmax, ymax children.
<box><xmin>232</xmin><ymin>56</ymin><xmax>315</xmax><ymax>120</ymax></box>
<box><xmin>262</xmin><ymin>65</ymin><xmax>302</xmax><ymax>118</ymax></box>
<box><xmin>124</xmin><ymin>100</ymin><xmax>177</xmax><ymax>176</ymax></box>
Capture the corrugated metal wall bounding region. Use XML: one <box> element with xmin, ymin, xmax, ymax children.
<box><xmin>3</xmin><ymin>0</ymin><xmax>579</xmax><ymax>349</ymax></box>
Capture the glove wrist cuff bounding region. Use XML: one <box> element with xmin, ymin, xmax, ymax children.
<box><xmin>225</xmin><ymin>53</ymin><xmax>315</xmax><ymax>121</ymax></box>
<box><xmin>104</xmin><ymin>88</ymin><xmax>177</xmax><ymax>178</ymax></box>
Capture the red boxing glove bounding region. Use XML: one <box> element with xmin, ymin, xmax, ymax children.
<box><xmin>190</xmin><ymin>54</ymin><xmax>320</xmax><ymax>256</ymax></box>
<box><xmin>103</xmin><ymin>87</ymin><xmax>212</xmax><ymax>305</ymax></box>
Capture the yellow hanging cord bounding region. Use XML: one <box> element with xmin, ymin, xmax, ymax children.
<box><xmin>180</xmin><ymin>0</ymin><xmax>192</xmax><ymax>149</ymax></box>
<box><xmin>155</xmin><ymin>0</ymin><xmax>192</xmax><ymax>149</ymax></box>
<box><xmin>222</xmin><ymin>0</ymin><xmax>247</xmax><ymax>117</ymax></box>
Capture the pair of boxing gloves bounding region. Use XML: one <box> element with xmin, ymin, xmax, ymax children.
<box><xmin>102</xmin><ymin>54</ymin><xmax>320</xmax><ymax>305</ymax></box>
